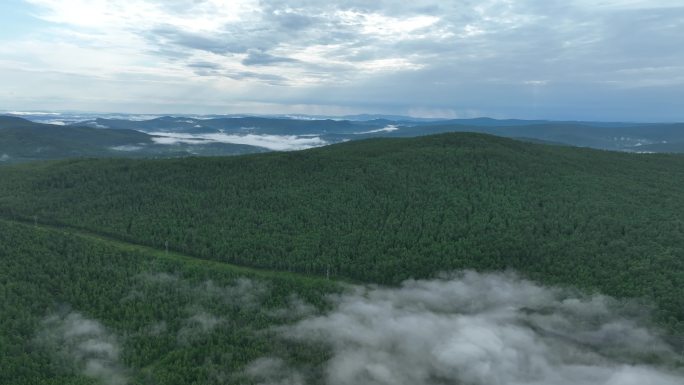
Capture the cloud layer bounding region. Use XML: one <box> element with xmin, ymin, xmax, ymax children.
<box><xmin>249</xmin><ymin>271</ymin><xmax>683</xmax><ymax>385</ymax></box>
<box><xmin>0</xmin><ymin>1</ymin><xmax>682</xmax><ymax>120</ymax></box>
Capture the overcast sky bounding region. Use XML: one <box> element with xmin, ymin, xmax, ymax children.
<box><xmin>1</xmin><ymin>0</ymin><xmax>683</xmax><ymax>120</ymax></box>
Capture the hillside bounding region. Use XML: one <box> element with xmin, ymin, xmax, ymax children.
<box><xmin>386</xmin><ymin>122</ymin><xmax>684</xmax><ymax>151</ymax></box>
<box><xmin>0</xmin><ymin>116</ymin><xmax>151</xmax><ymax>162</ymax></box>
<box><xmin>1</xmin><ymin>132</ymin><xmax>683</xmax><ymax>332</ymax></box>
<box><xmin>634</xmin><ymin>141</ymin><xmax>684</xmax><ymax>153</ymax></box>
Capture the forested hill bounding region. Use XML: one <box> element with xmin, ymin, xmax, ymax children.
<box><xmin>0</xmin><ymin>116</ymin><xmax>152</xmax><ymax>162</ymax></box>
<box><xmin>1</xmin><ymin>132</ymin><xmax>684</xmax><ymax>330</ymax></box>
<box><xmin>0</xmin><ymin>116</ymin><xmax>267</xmax><ymax>163</ymax></box>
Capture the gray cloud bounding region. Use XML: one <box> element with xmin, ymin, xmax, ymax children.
<box><xmin>195</xmin><ymin>69</ymin><xmax>289</xmax><ymax>83</ymax></box>
<box><xmin>248</xmin><ymin>271</ymin><xmax>683</xmax><ymax>385</ymax></box>
<box><xmin>243</xmin><ymin>50</ymin><xmax>300</xmax><ymax>66</ymax></box>
<box><xmin>149</xmin><ymin>26</ymin><xmax>249</xmax><ymax>55</ymax></box>
<box><xmin>188</xmin><ymin>61</ymin><xmax>223</xmax><ymax>70</ymax></box>
<box><xmin>229</xmin><ymin>71</ymin><xmax>289</xmax><ymax>84</ymax></box>
<box><xmin>38</xmin><ymin>312</ymin><xmax>129</xmax><ymax>385</ymax></box>
<box><xmin>263</xmin><ymin>6</ymin><xmax>320</xmax><ymax>32</ymax></box>
<box><xmin>7</xmin><ymin>0</ymin><xmax>684</xmax><ymax>119</ymax></box>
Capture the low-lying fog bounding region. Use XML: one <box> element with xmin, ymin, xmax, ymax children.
<box><xmin>250</xmin><ymin>271</ymin><xmax>683</xmax><ymax>385</ymax></box>
<box><xmin>148</xmin><ymin>131</ymin><xmax>328</xmax><ymax>151</ymax></box>
<box><xmin>38</xmin><ymin>271</ymin><xmax>683</xmax><ymax>385</ymax></box>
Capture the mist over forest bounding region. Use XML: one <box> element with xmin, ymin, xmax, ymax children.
<box><xmin>2</xmin><ymin>0</ymin><xmax>684</xmax><ymax>384</ymax></box>
<box><xmin>27</xmin><ymin>268</ymin><xmax>684</xmax><ymax>385</ymax></box>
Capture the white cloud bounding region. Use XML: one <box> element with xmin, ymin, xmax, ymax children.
<box><xmin>25</xmin><ymin>0</ymin><xmax>260</xmax><ymax>30</ymax></box>
<box><xmin>6</xmin><ymin>111</ymin><xmax>61</xmax><ymax>116</ymax></box>
<box><xmin>571</xmin><ymin>0</ymin><xmax>684</xmax><ymax>10</ymax></box>
<box><xmin>149</xmin><ymin>132</ymin><xmax>328</xmax><ymax>151</ymax></box>
<box><xmin>38</xmin><ymin>312</ymin><xmax>129</xmax><ymax>385</ymax></box>
<box><xmin>2</xmin><ymin>0</ymin><xmax>682</xmax><ymax>120</ymax></box>
<box><xmin>248</xmin><ymin>271</ymin><xmax>683</xmax><ymax>385</ymax></box>
<box><xmin>354</xmin><ymin>125</ymin><xmax>399</xmax><ymax>134</ymax></box>
<box><xmin>110</xmin><ymin>145</ymin><xmax>144</xmax><ymax>151</ymax></box>
<box><xmin>337</xmin><ymin>11</ymin><xmax>440</xmax><ymax>38</ymax></box>
<box><xmin>17</xmin><ymin>0</ymin><xmax>436</xmax><ymax>87</ymax></box>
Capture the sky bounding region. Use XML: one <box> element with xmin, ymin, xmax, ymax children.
<box><xmin>0</xmin><ymin>0</ymin><xmax>683</xmax><ymax>121</ymax></box>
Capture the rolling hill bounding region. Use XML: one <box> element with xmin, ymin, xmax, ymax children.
<box><xmin>2</xmin><ymin>132</ymin><xmax>684</xmax><ymax>384</ymax></box>
<box><xmin>69</xmin><ymin>114</ymin><xmax>684</xmax><ymax>153</ymax></box>
<box><xmin>4</xmin><ymin>114</ymin><xmax>684</xmax><ymax>164</ymax></box>
<box><xmin>1</xmin><ymin>132</ymin><xmax>683</xmax><ymax>331</ymax></box>
<box><xmin>0</xmin><ymin>116</ymin><xmax>151</xmax><ymax>162</ymax></box>
<box><xmin>381</xmin><ymin>122</ymin><xmax>684</xmax><ymax>151</ymax></box>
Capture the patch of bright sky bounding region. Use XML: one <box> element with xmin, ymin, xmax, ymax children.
<box><xmin>0</xmin><ymin>0</ymin><xmax>46</xmax><ymax>38</ymax></box>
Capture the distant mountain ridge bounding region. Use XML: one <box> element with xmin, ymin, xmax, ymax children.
<box><xmin>3</xmin><ymin>114</ymin><xmax>684</xmax><ymax>163</ymax></box>
<box><xmin>71</xmin><ymin>114</ymin><xmax>684</xmax><ymax>153</ymax></box>
<box><xmin>381</xmin><ymin>122</ymin><xmax>684</xmax><ymax>151</ymax></box>
<box><xmin>0</xmin><ymin>116</ymin><xmax>266</xmax><ymax>163</ymax></box>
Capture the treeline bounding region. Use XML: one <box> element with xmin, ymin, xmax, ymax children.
<box><xmin>1</xmin><ymin>133</ymin><xmax>683</xmax><ymax>330</ymax></box>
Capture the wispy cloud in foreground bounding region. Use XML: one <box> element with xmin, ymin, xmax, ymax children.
<box><xmin>248</xmin><ymin>271</ymin><xmax>683</xmax><ymax>385</ymax></box>
<box><xmin>38</xmin><ymin>312</ymin><xmax>128</xmax><ymax>385</ymax></box>
<box><xmin>177</xmin><ymin>309</ymin><xmax>225</xmax><ymax>346</ymax></box>
<box><xmin>136</xmin><ymin>274</ymin><xmax>270</xmax><ymax>344</ymax></box>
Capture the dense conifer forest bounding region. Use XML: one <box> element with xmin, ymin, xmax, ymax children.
<box><xmin>2</xmin><ymin>133</ymin><xmax>684</xmax><ymax>383</ymax></box>
<box><xmin>0</xmin><ymin>219</ymin><xmax>337</xmax><ymax>385</ymax></box>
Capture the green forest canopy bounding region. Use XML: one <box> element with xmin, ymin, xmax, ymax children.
<box><xmin>1</xmin><ymin>132</ymin><xmax>683</xmax><ymax>330</ymax></box>
<box><xmin>0</xmin><ymin>219</ymin><xmax>338</xmax><ymax>385</ymax></box>
<box><xmin>3</xmin><ymin>132</ymin><xmax>684</xmax><ymax>384</ymax></box>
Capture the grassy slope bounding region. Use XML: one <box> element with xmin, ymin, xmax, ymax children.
<box><xmin>0</xmin><ymin>133</ymin><xmax>683</xmax><ymax>330</ymax></box>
